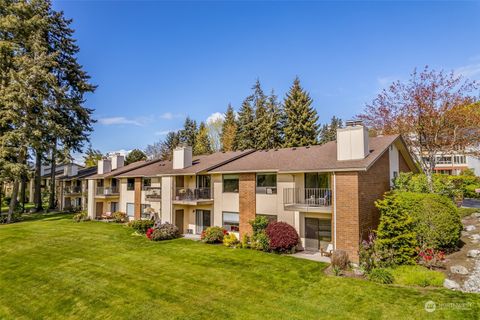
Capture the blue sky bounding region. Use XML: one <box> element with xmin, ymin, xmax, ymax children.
<box><xmin>52</xmin><ymin>1</ymin><xmax>480</xmax><ymax>156</ymax></box>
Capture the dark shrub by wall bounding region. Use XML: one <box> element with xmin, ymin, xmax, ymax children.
<box><xmin>266</xmin><ymin>222</ymin><xmax>299</xmax><ymax>253</ymax></box>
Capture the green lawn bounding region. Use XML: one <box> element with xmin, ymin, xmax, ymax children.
<box><xmin>0</xmin><ymin>215</ymin><xmax>479</xmax><ymax>319</ymax></box>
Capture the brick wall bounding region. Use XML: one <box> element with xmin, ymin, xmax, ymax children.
<box><xmin>239</xmin><ymin>173</ymin><xmax>256</xmax><ymax>237</ymax></box>
<box><xmin>334</xmin><ymin>172</ymin><xmax>360</xmax><ymax>261</ymax></box>
<box><xmin>134</xmin><ymin>178</ymin><xmax>142</xmax><ymax>220</ymax></box>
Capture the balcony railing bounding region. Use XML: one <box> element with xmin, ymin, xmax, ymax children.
<box><xmin>96</xmin><ymin>186</ymin><xmax>119</xmax><ymax>196</ymax></box>
<box><xmin>64</xmin><ymin>186</ymin><xmax>83</xmax><ymax>195</ymax></box>
<box><xmin>145</xmin><ymin>187</ymin><xmax>162</xmax><ymax>201</ymax></box>
<box><xmin>283</xmin><ymin>188</ymin><xmax>332</xmax><ymax>208</ymax></box>
<box><xmin>174</xmin><ymin>187</ymin><xmax>212</xmax><ymax>201</ymax></box>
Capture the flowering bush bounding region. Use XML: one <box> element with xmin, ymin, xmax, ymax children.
<box><xmin>251</xmin><ymin>231</ymin><xmax>270</xmax><ymax>251</ymax></box>
<box><xmin>146</xmin><ymin>227</ymin><xmax>154</xmax><ymax>239</ymax></box>
<box><xmin>149</xmin><ymin>223</ymin><xmax>180</xmax><ymax>241</ymax></box>
<box><xmin>201</xmin><ymin>226</ymin><xmax>227</xmax><ymax>244</ymax></box>
<box><xmin>72</xmin><ymin>211</ymin><xmax>90</xmax><ymax>223</ymax></box>
<box><xmin>417</xmin><ymin>247</ymin><xmax>445</xmax><ymax>269</ymax></box>
<box><xmin>265</xmin><ymin>222</ymin><xmax>299</xmax><ymax>253</ymax></box>
<box><xmin>112</xmin><ymin>211</ymin><xmax>128</xmax><ymax>223</ymax></box>
<box><xmin>223</xmin><ymin>233</ymin><xmax>239</xmax><ymax>247</ymax></box>
<box><xmin>129</xmin><ymin>220</ymin><xmax>154</xmax><ymax>234</ymax></box>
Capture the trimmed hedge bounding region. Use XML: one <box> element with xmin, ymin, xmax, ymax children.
<box><xmin>129</xmin><ymin>220</ymin><xmax>155</xmax><ymax>234</ymax></box>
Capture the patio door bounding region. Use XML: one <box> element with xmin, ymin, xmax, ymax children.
<box><xmin>305</xmin><ymin>217</ymin><xmax>320</xmax><ymax>251</ymax></box>
<box><xmin>195</xmin><ymin>210</ymin><xmax>211</xmax><ymax>234</ymax></box>
<box><xmin>95</xmin><ymin>202</ymin><xmax>103</xmax><ymax>218</ymax></box>
<box><xmin>305</xmin><ymin>217</ymin><xmax>332</xmax><ymax>251</ymax></box>
<box><xmin>175</xmin><ymin>210</ymin><xmax>184</xmax><ymax>234</ymax></box>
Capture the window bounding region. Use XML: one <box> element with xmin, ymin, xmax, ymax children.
<box><xmin>436</xmin><ymin>156</ymin><xmax>452</xmax><ymax>165</ymax></box>
<box><xmin>256</xmin><ymin>214</ymin><xmax>277</xmax><ymax>223</ymax></box>
<box><xmin>142</xmin><ymin>178</ymin><xmax>151</xmax><ymax>190</ymax></box>
<box><xmin>305</xmin><ymin>173</ymin><xmax>330</xmax><ymax>189</ymax></box>
<box><xmin>127</xmin><ymin>178</ymin><xmax>135</xmax><ymax>191</ymax></box>
<box><xmin>96</xmin><ymin>179</ymin><xmax>104</xmax><ymax>187</ymax></box>
<box><xmin>111</xmin><ymin>178</ymin><xmax>118</xmax><ymax>187</ymax></box>
<box><xmin>223</xmin><ymin>212</ymin><xmax>239</xmax><ymax>232</ymax></box>
<box><xmin>319</xmin><ymin>219</ymin><xmax>332</xmax><ymax>242</ymax></box>
<box><xmin>126</xmin><ymin>203</ymin><xmax>135</xmax><ymax>217</ymax></box>
<box><xmin>175</xmin><ymin>176</ymin><xmax>184</xmax><ymax>188</ymax></box>
<box><xmin>223</xmin><ymin>174</ymin><xmax>239</xmax><ymax>193</ymax></box>
<box><xmin>454</xmin><ymin>155</ymin><xmax>466</xmax><ymax>164</ymax></box>
<box><xmin>110</xmin><ymin>202</ymin><xmax>118</xmax><ymax>212</ymax></box>
<box><xmin>196</xmin><ymin>175</ymin><xmax>211</xmax><ymax>189</ymax></box>
<box><xmin>256</xmin><ymin>173</ymin><xmax>277</xmax><ymax>194</ymax></box>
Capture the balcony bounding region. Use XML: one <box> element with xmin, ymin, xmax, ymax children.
<box><xmin>283</xmin><ymin>188</ymin><xmax>332</xmax><ymax>213</ymax></box>
<box><xmin>173</xmin><ymin>187</ymin><xmax>213</xmax><ymax>205</ymax></box>
<box><xmin>64</xmin><ymin>186</ymin><xmax>83</xmax><ymax>195</ymax></box>
<box><xmin>145</xmin><ymin>187</ymin><xmax>162</xmax><ymax>202</ymax></box>
<box><xmin>95</xmin><ymin>186</ymin><xmax>119</xmax><ymax>197</ymax></box>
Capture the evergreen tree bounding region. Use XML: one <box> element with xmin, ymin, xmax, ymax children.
<box><xmin>125</xmin><ymin>149</ymin><xmax>147</xmax><ymax>165</ymax></box>
<box><xmin>221</xmin><ymin>104</ymin><xmax>237</xmax><ymax>151</ymax></box>
<box><xmin>282</xmin><ymin>77</ymin><xmax>319</xmax><ymax>147</ymax></box>
<box><xmin>319</xmin><ymin>116</ymin><xmax>343</xmax><ymax>144</ymax></box>
<box><xmin>194</xmin><ymin>122</ymin><xmax>213</xmax><ymax>155</ymax></box>
<box><xmin>256</xmin><ymin>91</ymin><xmax>283</xmax><ymax>149</ymax></box>
<box><xmin>159</xmin><ymin>131</ymin><xmax>180</xmax><ymax>160</ymax></box>
<box><xmin>179</xmin><ymin>117</ymin><xmax>197</xmax><ymax>147</ymax></box>
<box><xmin>234</xmin><ymin>96</ymin><xmax>256</xmax><ymax>150</ymax></box>
<box><xmin>83</xmin><ymin>147</ymin><xmax>103</xmax><ymax>167</ymax></box>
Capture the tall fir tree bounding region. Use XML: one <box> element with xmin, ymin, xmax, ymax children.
<box><xmin>221</xmin><ymin>104</ymin><xmax>237</xmax><ymax>151</ymax></box>
<box><xmin>234</xmin><ymin>96</ymin><xmax>256</xmax><ymax>150</ymax></box>
<box><xmin>179</xmin><ymin>117</ymin><xmax>197</xmax><ymax>147</ymax></box>
<box><xmin>125</xmin><ymin>149</ymin><xmax>147</xmax><ymax>165</ymax></box>
<box><xmin>282</xmin><ymin>77</ymin><xmax>319</xmax><ymax>147</ymax></box>
<box><xmin>319</xmin><ymin>116</ymin><xmax>343</xmax><ymax>144</ymax></box>
<box><xmin>255</xmin><ymin>90</ymin><xmax>283</xmax><ymax>149</ymax></box>
<box><xmin>194</xmin><ymin>122</ymin><xmax>213</xmax><ymax>155</ymax></box>
<box><xmin>251</xmin><ymin>80</ymin><xmax>270</xmax><ymax>149</ymax></box>
<box><xmin>159</xmin><ymin>132</ymin><xmax>180</xmax><ymax>160</ymax></box>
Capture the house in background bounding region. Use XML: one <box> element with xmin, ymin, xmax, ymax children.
<box><xmin>425</xmin><ymin>153</ymin><xmax>480</xmax><ymax>176</ymax></box>
<box><xmin>86</xmin><ymin>123</ymin><xmax>418</xmax><ymax>261</ymax></box>
<box><xmin>58</xmin><ymin>165</ymin><xmax>97</xmax><ymax>211</ymax></box>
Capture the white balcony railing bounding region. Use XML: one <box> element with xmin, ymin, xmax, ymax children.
<box><xmin>174</xmin><ymin>188</ymin><xmax>212</xmax><ymax>201</ymax></box>
<box><xmin>283</xmin><ymin>188</ymin><xmax>331</xmax><ymax>208</ymax></box>
<box><xmin>145</xmin><ymin>187</ymin><xmax>162</xmax><ymax>201</ymax></box>
<box><xmin>96</xmin><ymin>186</ymin><xmax>119</xmax><ymax>196</ymax></box>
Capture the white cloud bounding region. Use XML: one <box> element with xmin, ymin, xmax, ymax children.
<box><xmin>154</xmin><ymin>128</ymin><xmax>181</xmax><ymax>136</ymax></box>
<box><xmin>206</xmin><ymin>112</ymin><xmax>224</xmax><ymax>124</ymax></box>
<box><xmin>106</xmin><ymin>149</ymin><xmax>131</xmax><ymax>157</ymax></box>
<box><xmin>454</xmin><ymin>63</ymin><xmax>480</xmax><ymax>79</ymax></box>
<box><xmin>159</xmin><ymin>112</ymin><xmax>183</xmax><ymax>120</ymax></box>
<box><xmin>98</xmin><ymin>117</ymin><xmax>143</xmax><ymax>126</ymax></box>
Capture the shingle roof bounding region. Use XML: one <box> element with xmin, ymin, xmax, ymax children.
<box><xmin>58</xmin><ymin>166</ymin><xmax>98</xmax><ymax>180</ymax></box>
<box><xmin>116</xmin><ymin>150</ymin><xmax>254</xmax><ymax>177</ymax></box>
<box><xmin>88</xmin><ymin>159</ymin><xmax>163</xmax><ymax>179</ymax></box>
<box><xmin>208</xmin><ymin>135</ymin><xmax>407</xmax><ymax>173</ymax></box>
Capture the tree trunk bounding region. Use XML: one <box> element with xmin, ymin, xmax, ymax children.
<box><xmin>7</xmin><ymin>179</ymin><xmax>19</xmax><ymax>223</ymax></box>
<box><xmin>20</xmin><ymin>175</ymin><xmax>26</xmax><ymax>213</ymax></box>
<box><xmin>426</xmin><ymin>153</ymin><xmax>435</xmax><ymax>192</ymax></box>
<box><xmin>48</xmin><ymin>141</ymin><xmax>57</xmax><ymax>210</ymax></box>
<box><xmin>34</xmin><ymin>150</ymin><xmax>43</xmax><ymax>212</ymax></box>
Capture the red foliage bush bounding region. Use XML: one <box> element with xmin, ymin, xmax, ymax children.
<box><xmin>266</xmin><ymin>222</ymin><xmax>299</xmax><ymax>253</ymax></box>
<box><xmin>146</xmin><ymin>228</ymin><xmax>154</xmax><ymax>240</ymax></box>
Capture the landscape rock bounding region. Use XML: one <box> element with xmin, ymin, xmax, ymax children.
<box><xmin>450</xmin><ymin>265</ymin><xmax>469</xmax><ymax>275</ymax></box>
<box><xmin>467</xmin><ymin>250</ymin><xmax>480</xmax><ymax>258</ymax></box>
<box><xmin>443</xmin><ymin>279</ymin><xmax>461</xmax><ymax>290</ymax></box>
<box><xmin>473</xmin><ymin>212</ymin><xmax>480</xmax><ymax>218</ymax></box>
<box><xmin>472</xmin><ymin>240</ymin><xmax>479</xmax><ymax>244</ymax></box>
<box><xmin>464</xmin><ymin>259</ymin><xmax>480</xmax><ymax>293</ymax></box>
<box><xmin>353</xmin><ymin>268</ymin><xmax>364</xmax><ymax>276</ymax></box>
<box><xmin>465</xmin><ymin>225</ymin><xmax>476</xmax><ymax>232</ymax></box>
<box><xmin>469</xmin><ymin>234</ymin><xmax>480</xmax><ymax>240</ymax></box>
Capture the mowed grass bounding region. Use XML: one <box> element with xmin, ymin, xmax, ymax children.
<box><xmin>0</xmin><ymin>215</ymin><xmax>479</xmax><ymax>320</ymax></box>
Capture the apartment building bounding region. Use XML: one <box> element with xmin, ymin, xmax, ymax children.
<box><xmin>427</xmin><ymin>153</ymin><xmax>480</xmax><ymax>176</ymax></box>
<box><xmin>58</xmin><ymin>165</ymin><xmax>97</xmax><ymax>211</ymax></box>
<box><xmin>86</xmin><ymin>124</ymin><xmax>417</xmax><ymax>261</ymax></box>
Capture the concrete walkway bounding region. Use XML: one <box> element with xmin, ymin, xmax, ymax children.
<box><xmin>183</xmin><ymin>233</ymin><xmax>201</xmax><ymax>241</ymax></box>
<box><xmin>290</xmin><ymin>251</ymin><xmax>331</xmax><ymax>263</ymax></box>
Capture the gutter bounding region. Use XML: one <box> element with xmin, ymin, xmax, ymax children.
<box><xmin>333</xmin><ymin>172</ymin><xmax>337</xmax><ymax>250</ymax></box>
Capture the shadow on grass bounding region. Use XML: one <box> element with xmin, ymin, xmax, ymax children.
<box><xmin>18</xmin><ymin>212</ymin><xmax>73</xmax><ymax>223</ymax></box>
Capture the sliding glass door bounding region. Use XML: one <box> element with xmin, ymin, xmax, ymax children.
<box><xmin>195</xmin><ymin>210</ymin><xmax>211</xmax><ymax>234</ymax></box>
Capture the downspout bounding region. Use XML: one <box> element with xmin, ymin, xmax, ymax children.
<box><xmin>333</xmin><ymin>172</ymin><xmax>337</xmax><ymax>250</ymax></box>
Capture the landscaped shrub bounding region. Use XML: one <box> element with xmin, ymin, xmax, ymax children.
<box><xmin>72</xmin><ymin>211</ymin><xmax>90</xmax><ymax>222</ymax></box>
<box><xmin>390</xmin><ymin>265</ymin><xmax>445</xmax><ymax>287</ymax></box>
<box><xmin>367</xmin><ymin>268</ymin><xmax>394</xmax><ymax>284</ymax></box>
<box><xmin>223</xmin><ymin>233</ymin><xmax>239</xmax><ymax>247</ymax></box>
<box><xmin>331</xmin><ymin>250</ymin><xmax>349</xmax><ymax>270</ymax></box>
<box><xmin>201</xmin><ymin>226</ymin><xmax>227</xmax><ymax>244</ymax></box>
<box><xmin>394</xmin><ymin>192</ymin><xmax>462</xmax><ymax>249</ymax></box>
<box><xmin>251</xmin><ymin>231</ymin><xmax>270</xmax><ymax>251</ymax></box>
<box><xmin>128</xmin><ymin>220</ymin><xmax>155</xmax><ymax>234</ymax></box>
<box><xmin>265</xmin><ymin>222</ymin><xmax>299</xmax><ymax>253</ymax></box>
<box><xmin>241</xmin><ymin>233</ymin><xmax>250</xmax><ymax>249</ymax></box>
<box><xmin>150</xmin><ymin>222</ymin><xmax>180</xmax><ymax>241</ymax></box>
<box><xmin>375</xmin><ymin>193</ymin><xmax>417</xmax><ymax>266</ymax></box>
<box><xmin>112</xmin><ymin>211</ymin><xmax>128</xmax><ymax>223</ymax></box>
<box><xmin>359</xmin><ymin>232</ymin><xmax>380</xmax><ymax>272</ymax></box>
<box><xmin>249</xmin><ymin>216</ymin><xmax>269</xmax><ymax>235</ymax></box>
<box><xmin>417</xmin><ymin>247</ymin><xmax>445</xmax><ymax>269</ymax></box>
